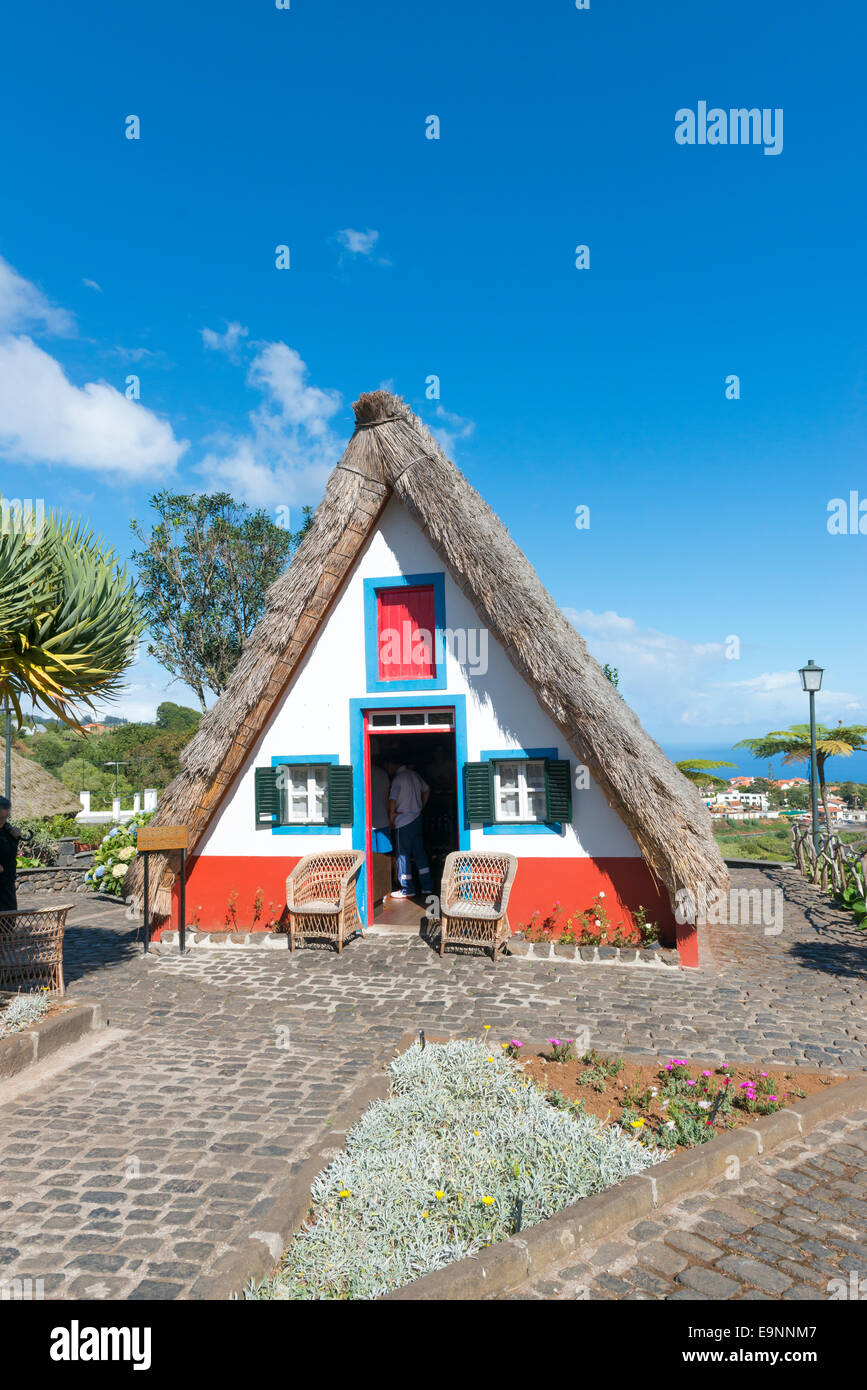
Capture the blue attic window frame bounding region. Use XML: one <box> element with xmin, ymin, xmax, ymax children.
<box><xmin>269</xmin><ymin>754</ymin><xmax>341</xmax><ymax>835</ymax></box>
<box><xmin>479</xmin><ymin>747</ymin><xmax>566</xmax><ymax>836</ymax></box>
<box><xmin>363</xmin><ymin>572</ymin><xmax>447</xmax><ymax>693</ymax></box>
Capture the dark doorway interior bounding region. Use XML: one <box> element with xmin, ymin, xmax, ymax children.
<box><xmin>369</xmin><ymin>731</ymin><xmax>459</xmax><ymax>920</ymax></box>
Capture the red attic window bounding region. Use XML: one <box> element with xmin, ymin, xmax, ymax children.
<box><xmin>377</xmin><ymin>585</ymin><xmax>436</xmax><ymax>680</ymax></box>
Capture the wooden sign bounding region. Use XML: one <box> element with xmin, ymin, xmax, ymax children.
<box><xmin>136</xmin><ymin>825</ymin><xmax>188</xmax><ymax>852</ymax></box>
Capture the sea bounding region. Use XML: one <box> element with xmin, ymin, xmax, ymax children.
<box><xmin>662</xmin><ymin>744</ymin><xmax>867</xmax><ymax>786</ymax></box>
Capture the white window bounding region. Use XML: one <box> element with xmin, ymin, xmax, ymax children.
<box><xmin>279</xmin><ymin>764</ymin><xmax>329</xmax><ymax>824</ymax></box>
<box><xmin>493</xmin><ymin>760</ymin><xmax>546</xmax><ymax>823</ymax></box>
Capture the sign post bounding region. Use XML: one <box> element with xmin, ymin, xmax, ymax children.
<box><xmin>136</xmin><ymin>826</ymin><xmax>189</xmax><ymax>954</ymax></box>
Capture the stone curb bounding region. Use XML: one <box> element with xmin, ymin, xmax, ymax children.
<box><xmin>182</xmin><ymin>1032</ymin><xmax>420</xmax><ymax>1300</ymax></box>
<box><xmin>155</xmin><ymin>930</ymin><xmax>290</xmax><ymax>951</ymax></box>
<box><xmin>383</xmin><ymin>1071</ymin><xmax>867</xmax><ymax>1300</ymax></box>
<box><xmin>0</xmin><ymin>1001</ymin><xmax>104</xmax><ymax>1081</ymax></box>
<box><xmin>507</xmin><ymin>936</ymin><xmax>680</xmax><ymax>968</ymax></box>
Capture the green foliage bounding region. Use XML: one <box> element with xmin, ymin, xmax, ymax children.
<box><xmin>253</xmin><ymin>1040</ymin><xmax>664</xmax><ymax>1301</ymax></box>
<box><xmin>676</xmin><ymin>758</ymin><xmax>737</xmax><ymax>791</ymax></box>
<box><xmin>24</xmin><ymin>717</ymin><xmax>196</xmax><ymax>809</ymax></box>
<box><xmin>602</xmin><ymin>663</ymin><xmax>620</xmax><ymax>689</ymax></box>
<box><xmin>0</xmin><ymin>511</ymin><xmax>143</xmax><ymax>730</ymax></box>
<box><xmin>155</xmin><ymin>701</ymin><xmax>201</xmax><ymax>735</ymax></box>
<box><xmin>130</xmin><ymin>491</ymin><xmax>305</xmax><ymax>709</ymax></box>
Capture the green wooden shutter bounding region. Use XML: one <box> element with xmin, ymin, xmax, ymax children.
<box><xmin>463</xmin><ymin>761</ymin><xmax>494</xmax><ymax>823</ymax></box>
<box><xmin>545</xmin><ymin>759</ymin><xmax>572</xmax><ymax>823</ymax></box>
<box><xmin>255</xmin><ymin>766</ymin><xmax>281</xmax><ymax>826</ymax></box>
<box><xmin>327</xmin><ymin>765</ymin><xmax>354</xmax><ymax>825</ymax></box>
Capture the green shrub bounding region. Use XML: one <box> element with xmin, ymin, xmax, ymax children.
<box><xmin>84</xmin><ymin>812</ymin><xmax>153</xmax><ymax>896</ymax></box>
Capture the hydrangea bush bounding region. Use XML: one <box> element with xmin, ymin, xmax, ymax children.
<box><xmin>83</xmin><ymin>812</ymin><xmax>153</xmax><ymax>897</ymax></box>
<box><xmin>254</xmin><ymin>1039</ymin><xmax>666</xmax><ymax>1301</ymax></box>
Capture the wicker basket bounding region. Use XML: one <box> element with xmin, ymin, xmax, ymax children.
<box><xmin>0</xmin><ymin>905</ymin><xmax>72</xmax><ymax>996</ymax></box>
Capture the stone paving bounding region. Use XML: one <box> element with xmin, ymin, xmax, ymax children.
<box><xmin>0</xmin><ymin>866</ymin><xmax>864</xmax><ymax>1300</ymax></box>
<box><xmin>513</xmin><ymin>1112</ymin><xmax>867</xmax><ymax>1301</ymax></box>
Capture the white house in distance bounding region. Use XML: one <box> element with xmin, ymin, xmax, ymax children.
<box><xmin>132</xmin><ymin>392</ymin><xmax>727</xmax><ymax>963</ymax></box>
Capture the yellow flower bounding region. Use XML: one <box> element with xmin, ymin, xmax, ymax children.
<box><xmin>630</xmin><ymin>1119</ymin><xmax>644</xmax><ymax>1129</ymax></box>
<box><xmin>481</xmin><ymin>1196</ymin><xmax>494</xmax><ymax>1206</ymax></box>
<box><xmin>483</xmin><ymin>1024</ymin><xmax>491</xmax><ymax>1031</ymax></box>
<box><xmin>500</xmin><ymin>1042</ymin><xmax>508</xmax><ymax>1048</ymax></box>
<box><xmin>473</xmin><ymin>1130</ymin><xmax>480</xmax><ymax>1137</ymax></box>
<box><xmin>421</xmin><ymin>1211</ymin><xmax>429</xmax><ymax>1219</ymax></box>
<box><xmin>338</xmin><ymin>1189</ymin><xmax>351</xmax><ymax>1197</ymax></box>
<box><xmin>487</xmin><ymin>1056</ymin><xmax>495</xmax><ymax>1062</ymax></box>
<box><xmin>434</xmin><ymin>1190</ymin><xmax>445</xmax><ymax>1200</ymax></box>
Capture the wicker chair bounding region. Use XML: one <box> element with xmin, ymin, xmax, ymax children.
<box><xmin>0</xmin><ymin>905</ymin><xmax>72</xmax><ymax>996</ymax></box>
<box><xmin>285</xmin><ymin>851</ymin><xmax>365</xmax><ymax>954</ymax></box>
<box><xmin>438</xmin><ymin>852</ymin><xmax>518</xmax><ymax>963</ymax></box>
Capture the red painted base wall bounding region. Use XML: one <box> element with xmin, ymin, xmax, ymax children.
<box><xmin>162</xmin><ymin>854</ymin><xmax>676</xmax><ymax>942</ymax></box>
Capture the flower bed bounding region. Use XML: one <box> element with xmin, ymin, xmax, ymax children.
<box><xmin>517</xmin><ymin>1044</ymin><xmax>841</xmax><ymax>1152</ymax></box>
<box><xmin>254</xmin><ymin>1037</ymin><xmax>665</xmax><ymax>1301</ymax></box>
<box><xmin>0</xmin><ymin>991</ymin><xmax>52</xmax><ymax>1038</ymax></box>
<box><xmin>519</xmin><ymin>893</ymin><xmax>661</xmax><ymax>949</ymax></box>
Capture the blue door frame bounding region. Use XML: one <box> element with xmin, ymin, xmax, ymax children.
<box><xmin>349</xmin><ymin>694</ymin><xmax>470</xmax><ymax>925</ymax></box>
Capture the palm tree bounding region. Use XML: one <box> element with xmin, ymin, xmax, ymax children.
<box><xmin>676</xmin><ymin>758</ymin><xmax>737</xmax><ymax>793</ymax></box>
<box><xmin>735</xmin><ymin>725</ymin><xmax>867</xmax><ymax>833</ymax></box>
<box><xmin>0</xmin><ymin>512</ymin><xmax>143</xmax><ymax>737</ymax></box>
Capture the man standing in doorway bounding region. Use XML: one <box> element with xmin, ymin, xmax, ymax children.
<box><xmin>386</xmin><ymin>758</ymin><xmax>433</xmax><ymax>899</ymax></box>
<box><xmin>0</xmin><ymin>796</ymin><xmax>22</xmax><ymax>912</ymax></box>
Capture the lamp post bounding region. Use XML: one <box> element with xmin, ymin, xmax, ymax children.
<box><xmin>799</xmin><ymin>659</ymin><xmax>824</xmax><ymax>853</ymax></box>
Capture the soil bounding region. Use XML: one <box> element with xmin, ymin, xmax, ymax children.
<box><xmin>519</xmin><ymin>1048</ymin><xmax>846</xmax><ymax>1154</ymax></box>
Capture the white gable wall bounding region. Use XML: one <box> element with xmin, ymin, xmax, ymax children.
<box><xmin>196</xmin><ymin>497</ymin><xmax>640</xmax><ymax>861</ymax></box>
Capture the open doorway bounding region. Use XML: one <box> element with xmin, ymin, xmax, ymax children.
<box><xmin>365</xmin><ymin>709</ymin><xmax>460</xmax><ymax>927</ymax></box>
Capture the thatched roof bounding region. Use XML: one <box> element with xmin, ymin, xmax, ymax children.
<box><xmin>2</xmin><ymin>743</ymin><xmax>81</xmax><ymax>819</ymax></box>
<box><xmin>128</xmin><ymin>389</ymin><xmax>728</xmax><ymax>915</ymax></box>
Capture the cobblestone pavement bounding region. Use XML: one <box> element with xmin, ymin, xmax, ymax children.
<box><xmin>513</xmin><ymin>1112</ymin><xmax>867</xmax><ymax>1300</ymax></box>
<box><xmin>0</xmin><ymin>867</ymin><xmax>864</xmax><ymax>1300</ymax></box>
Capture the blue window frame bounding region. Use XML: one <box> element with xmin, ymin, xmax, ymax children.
<box><xmin>479</xmin><ymin>747</ymin><xmax>565</xmax><ymax>835</ymax></box>
<box><xmin>362</xmin><ymin>572</ymin><xmax>447</xmax><ymax>693</ymax></box>
<box><xmin>268</xmin><ymin>754</ymin><xmax>340</xmax><ymax>835</ymax></box>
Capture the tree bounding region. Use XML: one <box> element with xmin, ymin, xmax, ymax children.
<box><xmin>676</xmin><ymin>759</ymin><xmax>737</xmax><ymax>793</ymax></box>
<box><xmin>602</xmin><ymin>664</ymin><xmax>620</xmax><ymax>689</ymax></box>
<box><xmin>130</xmin><ymin>493</ymin><xmax>310</xmax><ymax>711</ymax></box>
<box><xmin>736</xmin><ymin>725</ymin><xmax>867</xmax><ymax>832</ymax></box>
<box><xmin>156</xmin><ymin>701</ymin><xmax>202</xmax><ymax>735</ymax></box>
<box><xmin>0</xmin><ymin>512</ymin><xmax>142</xmax><ymax>730</ymax></box>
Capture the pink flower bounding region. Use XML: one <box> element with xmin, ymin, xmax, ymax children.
<box><xmin>769</xmin><ymin>1095</ymin><xmax>777</xmax><ymax>1102</ymax></box>
<box><xmin>701</xmin><ymin>1070</ymin><xmax>712</xmax><ymax>1078</ymax></box>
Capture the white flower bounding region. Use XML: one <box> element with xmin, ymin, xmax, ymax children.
<box><xmin>698</xmin><ymin>1100</ymin><xmax>710</xmax><ymax>1110</ymax></box>
<box><xmin>665</xmin><ymin>1121</ymin><xmax>676</xmax><ymax>1130</ymax></box>
<box><xmin>112</xmin><ymin>862</ymin><xmax>126</xmax><ymax>877</ymax></box>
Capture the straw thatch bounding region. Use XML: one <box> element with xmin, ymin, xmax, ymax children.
<box><xmin>128</xmin><ymin>389</ymin><xmax>728</xmax><ymax>916</ymax></box>
<box><xmin>2</xmin><ymin>743</ymin><xmax>81</xmax><ymax>819</ymax></box>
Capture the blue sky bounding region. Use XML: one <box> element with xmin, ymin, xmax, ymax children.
<box><xmin>1</xmin><ymin>0</ymin><xmax>864</xmax><ymax>767</ymax></box>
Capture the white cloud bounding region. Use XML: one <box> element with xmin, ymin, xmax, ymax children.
<box><xmin>430</xmin><ymin>405</ymin><xmax>475</xmax><ymax>458</ymax></box>
<box><xmin>196</xmin><ymin>342</ymin><xmax>344</xmax><ymax>507</ymax></box>
<box><xmin>564</xmin><ymin>607</ymin><xmax>864</xmax><ymax>736</ymax></box>
<box><xmin>336</xmin><ymin>228</ymin><xmax>380</xmax><ymax>256</ymax></box>
<box><xmin>334</xmin><ymin>228</ymin><xmax>391</xmax><ymax>267</ymax></box>
<box><xmin>0</xmin><ymin>256</ymin><xmax>75</xmax><ymax>335</ymax></box>
<box><xmin>82</xmin><ymin>278</ymin><xmax>102</xmax><ymax>293</ymax></box>
<box><xmin>0</xmin><ymin>257</ymin><xmax>186</xmax><ymax>478</ymax></box>
<box><xmin>201</xmin><ymin>320</ymin><xmax>249</xmax><ymax>357</ymax></box>
<box><xmin>0</xmin><ymin>336</ymin><xmax>187</xmax><ymax>477</ymax></box>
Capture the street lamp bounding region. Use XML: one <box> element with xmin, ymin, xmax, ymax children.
<box><xmin>799</xmin><ymin>660</ymin><xmax>824</xmax><ymax>852</ymax></box>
